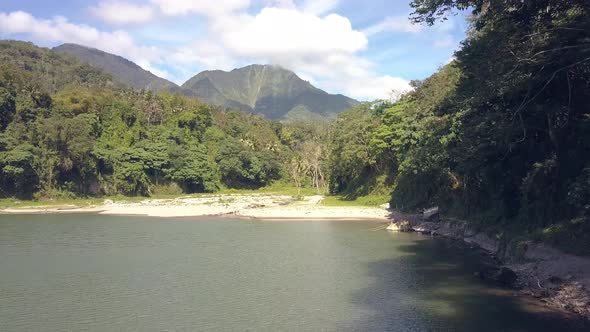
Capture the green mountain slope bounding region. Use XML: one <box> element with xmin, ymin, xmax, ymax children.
<box><xmin>53</xmin><ymin>43</ymin><xmax>184</xmax><ymax>93</ymax></box>
<box><xmin>38</xmin><ymin>43</ymin><xmax>358</xmax><ymax>120</ymax></box>
<box><xmin>0</xmin><ymin>40</ymin><xmax>117</xmax><ymax>92</ymax></box>
<box><xmin>182</xmin><ymin>65</ymin><xmax>359</xmax><ymax>120</ymax></box>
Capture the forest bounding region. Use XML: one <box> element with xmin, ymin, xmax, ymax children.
<box><xmin>1</xmin><ymin>0</ymin><xmax>589</xmax><ymax>252</ymax></box>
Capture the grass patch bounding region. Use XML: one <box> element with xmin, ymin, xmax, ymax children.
<box><xmin>0</xmin><ymin>197</ymin><xmax>105</xmax><ymax>209</ymax></box>
<box><xmin>321</xmin><ymin>194</ymin><xmax>389</xmax><ymax>207</ymax></box>
<box><xmin>217</xmin><ymin>182</ymin><xmax>319</xmax><ymax>196</ymax></box>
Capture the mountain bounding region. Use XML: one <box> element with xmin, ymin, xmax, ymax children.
<box><xmin>51</xmin><ymin>43</ymin><xmax>358</xmax><ymax>119</ymax></box>
<box><xmin>53</xmin><ymin>43</ymin><xmax>183</xmax><ymax>93</ymax></box>
<box><xmin>0</xmin><ymin>40</ymin><xmax>118</xmax><ymax>92</ymax></box>
<box><xmin>182</xmin><ymin>65</ymin><xmax>359</xmax><ymax>120</ymax></box>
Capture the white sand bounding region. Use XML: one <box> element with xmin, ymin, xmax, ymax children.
<box><xmin>0</xmin><ymin>194</ymin><xmax>390</xmax><ymax>220</ymax></box>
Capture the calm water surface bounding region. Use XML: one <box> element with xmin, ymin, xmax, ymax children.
<box><xmin>0</xmin><ymin>214</ymin><xmax>586</xmax><ymax>331</ymax></box>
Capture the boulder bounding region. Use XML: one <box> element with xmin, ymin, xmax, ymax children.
<box><xmin>476</xmin><ymin>265</ymin><xmax>518</xmax><ymax>287</ymax></box>
<box><xmin>386</xmin><ymin>220</ymin><xmax>412</xmax><ymax>232</ymax></box>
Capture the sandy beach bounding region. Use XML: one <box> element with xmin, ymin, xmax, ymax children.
<box><xmin>0</xmin><ymin>194</ymin><xmax>390</xmax><ymax>220</ymax></box>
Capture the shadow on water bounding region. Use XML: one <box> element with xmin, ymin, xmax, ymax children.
<box><xmin>348</xmin><ymin>236</ymin><xmax>590</xmax><ymax>331</ymax></box>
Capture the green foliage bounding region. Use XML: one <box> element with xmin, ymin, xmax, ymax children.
<box><xmin>0</xmin><ymin>41</ymin><xmax>327</xmax><ymax>199</ymax></box>
<box><xmin>321</xmin><ymin>194</ymin><xmax>389</xmax><ymax>207</ymax></box>
<box><xmin>167</xmin><ymin>144</ymin><xmax>217</xmax><ymax>193</ymax></box>
<box><xmin>0</xmin><ymin>40</ymin><xmax>116</xmax><ymax>92</ymax></box>
<box><xmin>329</xmin><ymin>103</ymin><xmax>388</xmax><ymax>198</ymax></box>
<box><xmin>216</xmin><ymin>138</ymin><xmax>282</xmax><ymax>189</ymax></box>
<box><xmin>328</xmin><ymin>1</ymin><xmax>590</xmax><ymax>255</ymax></box>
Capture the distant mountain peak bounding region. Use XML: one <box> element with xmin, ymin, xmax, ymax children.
<box><xmin>182</xmin><ymin>64</ymin><xmax>357</xmax><ymax>119</ymax></box>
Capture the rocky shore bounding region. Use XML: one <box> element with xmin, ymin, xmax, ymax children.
<box><xmin>386</xmin><ymin>211</ymin><xmax>590</xmax><ymax>319</ymax></box>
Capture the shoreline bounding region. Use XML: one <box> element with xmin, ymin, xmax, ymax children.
<box><xmin>386</xmin><ymin>212</ymin><xmax>590</xmax><ymax>320</ymax></box>
<box><xmin>0</xmin><ymin>194</ymin><xmax>390</xmax><ymax>220</ymax></box>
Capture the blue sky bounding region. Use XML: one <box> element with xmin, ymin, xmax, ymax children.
<box><xmin>0</xmin><ymin>0</ymin><xmax>469</xmax><ymax>100</ymax></box>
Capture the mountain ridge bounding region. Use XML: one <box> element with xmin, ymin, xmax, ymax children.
<box><xmin>53</xmin><ymin>43</ymin><xmax>185</xmax><ymax>94</ymax></box>
<box><xmin>53</xmin><ymin>43</ymin><xmax>358</xmax><ymax>119</ymax></box>
<box><xmin>183</xmin><ymin>64</ymin><xmax>358</xmax><ymax>119</ymax></box>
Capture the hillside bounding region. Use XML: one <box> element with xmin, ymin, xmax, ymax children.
<box><xmin>53</xmin><ymin>43</ymin><xmax>184</xmax><ymax>93</ymax></box>
<box><xmin>50</xmin><ymin>44</ymin><xmax>358</xmax><ymax>119</ymax></box>
<box><xmin>182</xmin><ymin>65</ymin><xmax>359</xmax><ymax>120</ymax></box>
<box><xmin>0</xmin><ymin>40</ymin><xmax>117</xmax><ymax>92</ymax></box>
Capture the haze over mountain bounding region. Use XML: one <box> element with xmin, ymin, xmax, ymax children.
<box><xmin>52</xmin><ymin>43</ymin><xmax>358</xmax><ymax>120</ymax></box>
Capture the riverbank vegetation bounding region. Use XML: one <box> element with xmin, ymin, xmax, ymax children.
<box><xmin>1</xmin><ymin>1</ymin><xmax>589</xmax><ymax>253</ymax></box>
<box><xmin>330</xmin><ymin>0</ymin><xmax>590</xmax><ymax>254</ymax></box>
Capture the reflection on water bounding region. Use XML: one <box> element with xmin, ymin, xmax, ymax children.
<box><xmin>0</xmin><ymin>214</ymin><xmax>587</xmax><ymax>331</ymax></box>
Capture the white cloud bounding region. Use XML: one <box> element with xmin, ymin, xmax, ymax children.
<box><xmin>90</xmin><ymin>1</ymin><xmax>155</xmax><ymax>25</ymax></box>
<box><xmin>266</xmin><ymin>0</ymin><xmax>296</xmax><ymax>10</ymax></box>
<box><xmin>217</xmin><ymin>8</ymin><xmax>367</xmax><ymax>58</ymax></box>
<box><xmin>0</xmin><ymin>3</ymin><xmax>415</xmax><ymax>100</ymax></box>
<box><xmin>0</xmin><ymin>11</ymin><xmax>161</xmax><ymax>72</ymax></box>
<box><xmin>136</xmin><ymin>59</ymin><xmax>172</xmax><ymax>79</ymax></box>
<box><xmin>151</xmin><ymin>0</ymin><xmax>250</xmax><ymax>17</ymax></box>
<box><xmin>171</xmin><ymin>41</ymin><xmax>236</xmax><ymax>70</ymax></box>
<box><xmin>302</xmin><ymin>0</ymin><xmax>339</xmax><ymax>15</ymax></box>
<box><xmin>202</xmin><ymin>6</ymin><xmax>409</xmax><ymax>100</ymax></box>
<box><xmin>363</xmin><ymin>15</ymin><xmax>422</xmax><ymax>36</ymax></box>
<box><xmin>340</xmin><ymin>75</ymin><xmax>411</xmax><ymax>101</ymax></box>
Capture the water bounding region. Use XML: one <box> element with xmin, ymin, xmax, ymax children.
<box><xmin>0</xmin><ymin>214</ymin><xmax>586</xmax><ymax>331</ymax></box>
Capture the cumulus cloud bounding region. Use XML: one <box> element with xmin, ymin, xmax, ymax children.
<box><xmin>341</xmin><ymin>75</ymin><xmax>412</xmax><ymax>101</ymax></box>
<box><xmin>151</xmin><ymin>0</ymin><xmax>250</xmax><ymax>17</ymax></box>
<box><xmin>363</xmin><ymin>15</ymin><xmax>422</xmax><ymax>36</ymax></box>
<box><xmin>302</xmin><ymin>0</ymin><xmax>339</xmax><ymax>15</ymax></box>
<box><xmin>203</xmin><ymin>6</ymin><xmax>409</xmax><ymax>100</ymax></box>
<box><xmin>0</xmin><ymin>10</ymin><xmax>160</xmax><ymax>68</ymax></box>
<box><xmin>90</xmin><ymin>1</ymin><xmax>155</xmax><ymax>25</ymax></box>
<box><xmin>1</xmin><ymin>2</ymin><xmax>415</xmax><ymax>100</ymax></box>
<box><xmin>217</xmin><ymin>8</ymin><xmax>367</xmax><ymax>58</ymax></box>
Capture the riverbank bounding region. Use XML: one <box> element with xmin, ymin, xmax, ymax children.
<box><xmin>386</xmin><ymin>211</ymin><xmax>590</xmax><ymax>320</ymax></box>
<box><xmin>0</xmin><ymin>194</ymin><xmax>390</xmax><ymax>220</ymax></box>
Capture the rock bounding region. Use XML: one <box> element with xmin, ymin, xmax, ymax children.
<box><xmin>414</xmin><ymin>222</ymin><xmax>437</xmax><ymax>234</ymax></box>
<box><xmin>477</xmin><ymin>265</ymin><xmax>518</xmax><ymax>287</ymax></box>
<box><xmin>386</xmin><ymin>220</ymin><xmax>411</xmax><ymax>232</ymax></box>
<box><xmin>422</xmin><ymin>206</ymin><xmax>439</xmax><ymax>222</ymax></box>
<box><xmin>386</xmin><ymin>222</ymin><xmax>401</xmax><ymax>232</ymax></box>
<box><xmin>464</xmin><ymin>228</ymin><xmax>477</xmax><ymax>237</ymax></box>
<box><xmin>496</xmin><ymin>267</ymin><xmax>518</xmax><ymax>286</ymax></box>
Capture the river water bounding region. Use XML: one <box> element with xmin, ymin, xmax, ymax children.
<box><xmin>0</xmin><ymin>214</ymin><xmax>586</xmax><ymax>331</ymax></box>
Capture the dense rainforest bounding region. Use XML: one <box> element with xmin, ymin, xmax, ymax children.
<box><xmin>330</xmin><ymin>0</ymin><xmax>590</xmax><ymax>252</ymax></box>
<box><xmin>0</xmin><ymin>41</ymin><xmax>329</xmax><ymax>199</ymax></box>
<box><xmin>1</xmin><ymin>0</ymin><xmax>589</xmax><ymax>252</ymax></box>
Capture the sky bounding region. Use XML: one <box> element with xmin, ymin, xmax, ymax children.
<box><xmin>0</xmin><ymin>0</ymin><xmax>469</xmax><ymax>101</ymax></box>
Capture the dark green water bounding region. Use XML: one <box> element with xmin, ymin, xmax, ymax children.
<box><xmin>0</xmin><ymin>214</ymin><xmax>586</xmax><ymax>331</ymax></box>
